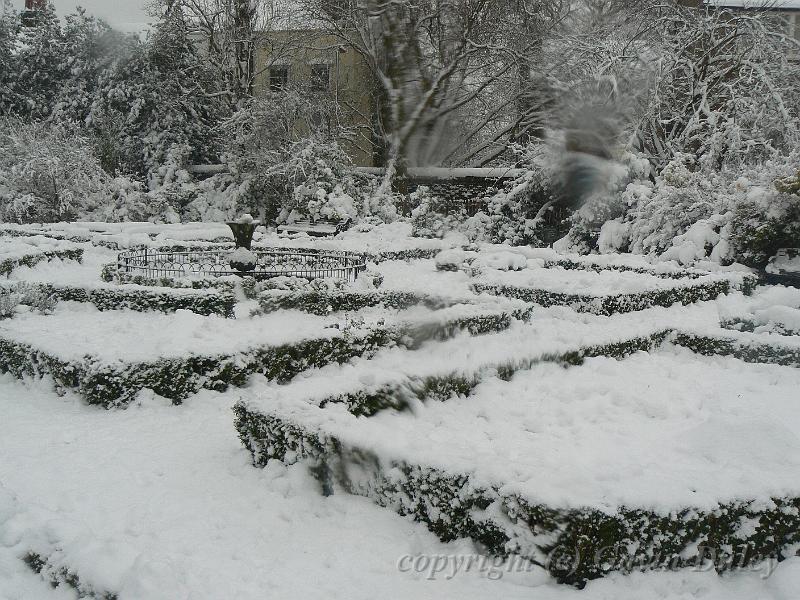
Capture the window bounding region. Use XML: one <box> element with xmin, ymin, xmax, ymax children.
<box><xmin>269</xmin><ymin>67</ymin><xmax>289</xmax><ymax>92</ymax></box>
<box><xmin>310</xmin><ymin>64</ymin><xmax>330</xmax><ymax>93</ymax></box>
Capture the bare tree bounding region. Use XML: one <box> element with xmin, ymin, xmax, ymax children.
<box><xmin>301</xmin><ymin>0</ymin><xmax>572</xmax><ymax>191</ymax></box>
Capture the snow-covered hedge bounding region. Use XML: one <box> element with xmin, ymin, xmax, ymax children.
<box><xmin>671</xmin><ymin>331</ymin><xmax>800</xmax><ymax>368</ymax></box>
<box><xmin>234</xmin><ymin>403</ymin><xmax>800</xmax><ymax>587</ymax></box>
<box><xmin>0</xmin><ymin>332</ymin><xmax>387</xmax><ymax>407</ymax></box>
<box><xmin>0</xmin><ymin>310</ymin><xmax>520</xmax><ymax>407</ymax></box>
<box><xmin>3</xmin><ymin>282</ymin><xmax>235</xmax><ymax>317</ymax></box>
<box><xmin>291</xmin><ymin>331</ymin><xmax>669</xmax><ymax>417</ymax></box>
<box><xmin>472</xmin><ymin>279</ymin><xmax>729</xmax><ymax>316</ymax></box>
<box><xmin>720</xmin><ymin>318</ymin><xmax>800</xmax><ymax>338</ymax></box>
<box><xmin>544</xmin><ymin>257</ymin><xmax>758</xmax><ymax>291</ymax></box>
<box><xmin>0</xmin><ymin>248</ymin><xmax>84</xmax><ymax>278</ymax></box>
<box><xmin>258</xmin><ymin>289</ymin><xmax>469</xmax><ymax>316</ymax></box>
<box><xmin>101</xmin><ymin>263</ymin><xmax>237</xmax><ymax>293</ymax></box>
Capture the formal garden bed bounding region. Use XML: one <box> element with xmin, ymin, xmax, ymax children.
<box><xmin>239</xmin><ymin>304</ymin><xmax>707</xmax><ymax>417</ymax></box>
<box><xmin>0</xmin><ymin>236</ymin><xmax>84</xmax><ymax>278</ymax></box>
<box><xmin>1</xmin><ymin>281</ymin><xmax>236</xmax><ymax>317</ymax></box>
<box><xmin>0</xmin><ymin>301</ymin><xmax>526</xmax><ymax>406</ymax></box>
<box><xmin>235</xmin><ymin>348</ymin><xmax>800</xmax><ymax>586</ymax></box>
<box><xmin>3</xmin><ymin>222</ymin><xmax>799</xmax><ymax>595</ymax></box>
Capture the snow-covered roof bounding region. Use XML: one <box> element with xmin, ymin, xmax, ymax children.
<box><xmin>705</xmin><ymin>0</ymin><xmax>800</xmax><ymax>10</ymax></box>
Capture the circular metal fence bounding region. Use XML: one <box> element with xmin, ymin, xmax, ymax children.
<box><xmin>117</xmin><ymin>248</ymin><xmax>367</xmax><ymax>282</ymax></box>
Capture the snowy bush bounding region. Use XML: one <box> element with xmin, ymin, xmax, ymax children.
<box><xmin>411</xmin><ymin>147</ymin><xmax>560</xmax><ymax>245</ymax></box>
<box><xmin>0</xmin><ymin>285</ymin><xmax>56</xmax><ymax>320</ymax></box>
<box><xmin>594</xmin><ymin>152</ymin><xmax>800</xmax><ymax>268</ymax></box>
<box><xmin>223</xmin><ymin>93</ymin><xmax>389</xmax><ymax>225</ymax></box>
<box><xmin>0</xmin><ymin>120</ymin><xmax>112</xmax><ymax>223</ymax></box>
<box><xmin>624</xmin><ymin>154</ymin><xmax>727</xmax><ymax>257</ymax></box>
<box><xmin>410</xmin><ymin>187</ymin><xmax>465</xmax><ymax>239</ymax></box>
<box><xmin>0</xmin><ymin>289</ymin><xmax>19</xmax><ymax>320</ymax></box>
<box><xmin>728</xmin><ymin>193</ymin><xmax>800</xmax><ymax>269</ymax></box>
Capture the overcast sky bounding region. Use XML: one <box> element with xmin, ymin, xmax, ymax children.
<box><xmin>44</xmin><ymin>0</ymin><xmax>152</xmax><ymax>32</ymax></box>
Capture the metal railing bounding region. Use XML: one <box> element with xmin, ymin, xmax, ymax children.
<box><xmin>117</xmin><ymin>248</ymin><xmax>367</xmax><ymax>282</ymax></box>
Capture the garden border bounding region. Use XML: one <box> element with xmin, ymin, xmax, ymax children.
<box><xmin>2</xmin><ymin>281</ymin><xmax>235</xmax><ymax>317</ymax></box>
<box><xmin>472</xmin><ymin>279</ymin><xmax>730</xmax><ymax>316</ymax></box>
<box><xmin>0</xmin><ymin>248</ymin><xmax>84</xmax><ymax>278</ymax></box>
<box><xmin>0</xmin><ymin>308</ymin><xmax>521</xmax><ymax>407</ymax></box>
<box><xmin>234</xmin><ymin>401</ymin><xmax>799</xmax><ymax>587</ymax></box>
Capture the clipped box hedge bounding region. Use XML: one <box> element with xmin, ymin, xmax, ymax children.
<box><xmin>671</xmin><ymin>330</ymin><xmax>800</xmax><ymax>368</ymax></box>
<box><xmin>313</xmin><ymin>330</ymin><xmax>670</xmax><ymax>417</ymax></box>
<box><xmin>720</xmin><ymin>317</ymin><xmax>800</xmax><ymax>338</ymax></box>
<box><xmin>101</xmin><ymin>263</ymin><xmax>237</xmax><ymax>292</ymax></box>
<box><xmin>4</xmin><ymin>282</ymin><xmax>235</xmax><ymax>317</ymax></box>
<box><xmin>258</xmin><ymin>289</ymin><xmax>451</xmax><ymax>315</ymax></box>
<box><xmin>472</xmin><ymin>278</ymin><xmax>730</xmax><ymax>316</ymax></box>
<box><xmin>536</xmin><ymin>258</ymin><xmax>758</xmax><ymax>294</ymax></box>
<box><xmin>0</xmin><ymin>308</ymin><xmax>519</xmax><ymax>407</ymax></box>
<box><xmin>0</xmin><ymin>248</ymin><xmax>84</xmax><ymax>277</ymax></box>
<box><xmin>257</xmin><ymin>288</ymin><xmax>534</xmax><ymax>320</ymax></box>
<box><xmin>0</xmin><ymin>331</ymin><xmax>389</xmax><ymax>407</ymax></box>
<box><xmin>234</xmin><ymin>402</ymin><xmax>800</xmax><ymax>588</ymax></box>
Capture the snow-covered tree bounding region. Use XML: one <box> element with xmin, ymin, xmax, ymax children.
<box><xmin>50</xmin><ymin>10</ymin><xmax>136</xmax><ymax>124</ymax></box>
<box><xmin>155</xmin><ymin>0</ymin><xmax>303</xmax><ymax>106</ymax></box>
<box><xmin>223</xmin><ymin>90</ymin><xmax>381</xmax><ymax>223</ymax></box>
<box><xmin>633</xmin><ymin>3</ymin><xmax>800</xmax><ymax>171</ymax></box>
<box><xmin>302</xmin><ymin>0</ymin><xmax>570</xmax><ymax>190</ymax></box>
<box><xmin>4</xmin><ymin>2</ymin><xmax>66</xmax><ymax>119</ymax></box>
<box><xmin>0</xmin><ymin>118</ymin><xmax>111</xmax><ymax>222</ymax></box>
<box><xmin>0</xmin><ymin>0</ymin><xmax>23</xmax><ymax>115</ymax></box>
<box><xmin>89</xmin><ymin>11</ymin><xmax>227</xmax><ymax>182</ymax></box>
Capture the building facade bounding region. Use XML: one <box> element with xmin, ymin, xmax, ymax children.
<box><xmin>254</xmin><ymin>30</ymin><xmax>377</xmax><ymax>167</ymax></box>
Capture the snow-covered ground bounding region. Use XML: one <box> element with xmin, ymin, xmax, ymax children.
<box><xmin>4</xmin><ymin>377</ymin><xmax>800</xmax><ymax>600</ymax></box>
<box><xmin>2</xmin><ymin>228</ymin><xmax>799</xmax><ymax>598</ymax></box>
